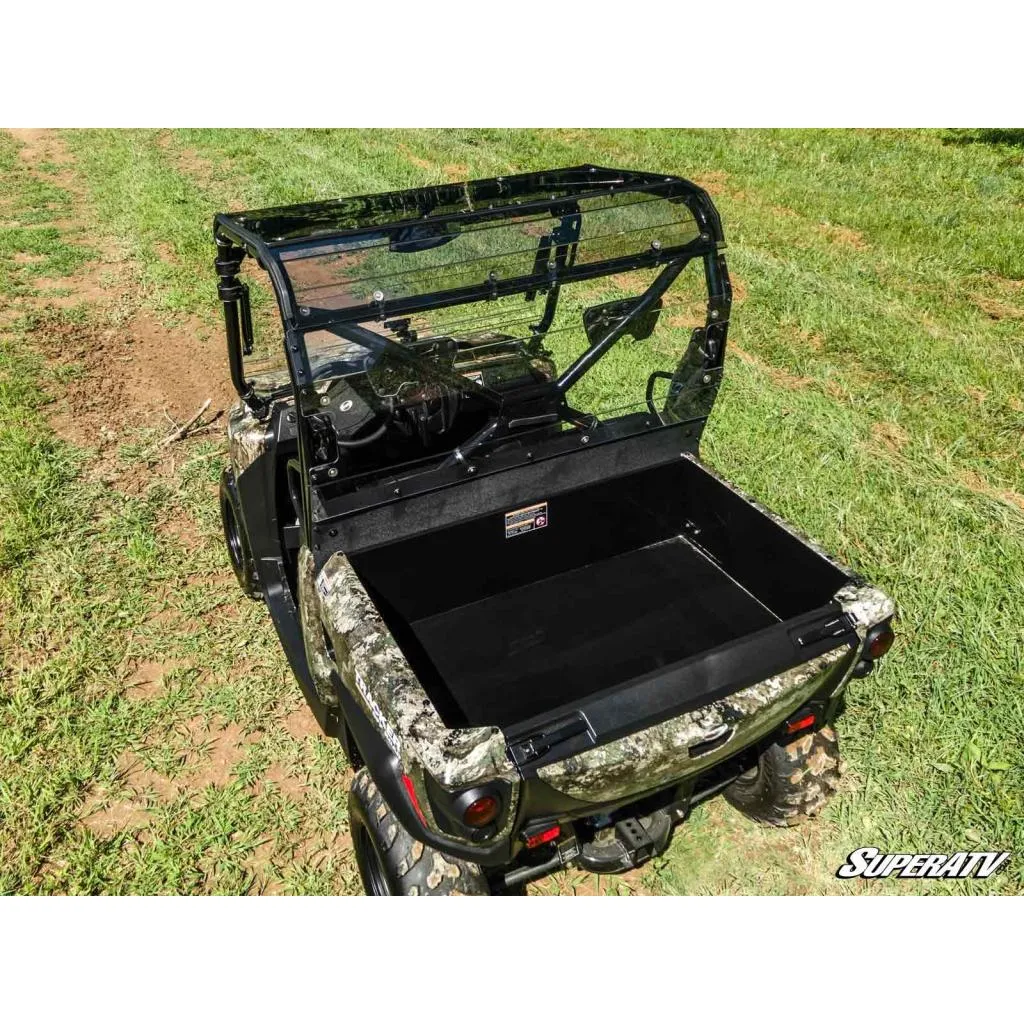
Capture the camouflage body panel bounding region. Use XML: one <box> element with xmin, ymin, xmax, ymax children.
<box><xmin>227</xmin><ymin>398</ymin><xmax>271</xmax><ymax>478</ymax></box>
<box><xmin>538</xmin><ymin>646</ymin><xmax>851</xmax><ymax>804</ymax></box>
<box><xmin>311</xmin><ymin>550</ymin><xmax>520</xmax><ymax>844</ymax></box>
<box><xmin>226</xmin><ymin>369</ymin><xmax>295</xmax><ymax>478</ymax></box>
<box><xmin>296</xmin><ymin>546</ymin><xmax>339</xmax><ymax>707</ymax></box>
<box><xmin>834</xmin><ymin>582</ymin><xmax>896</xmax><ymax>638</ymax></box>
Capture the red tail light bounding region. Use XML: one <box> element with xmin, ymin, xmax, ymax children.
<box><xmin>785</xmin><ymin>712</ymin><xmax>817</xmax><ymax>735</ymax></box>
<box><xmin>462</xmin><ymin>794</ymin><xmax>500</xmax><ymax>828</ymax></box>
<box><xmin>401</xmin><ymin>773</ymin><xmax>428</xmax><ymax>826</ymax></box>
<box><xmin>868</xmin><ymin>625</ymin><xmax>895</xmax><ymax>660</ymax></box>
<box><xmin>524</xmin><ymin>825</ymin><xmax>561</xmax><ymax>849</ymax></box>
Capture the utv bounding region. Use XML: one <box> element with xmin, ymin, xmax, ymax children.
<box><xmin>213</xmin><ymin>166</ymin><xmax>895</xmax><ymax>895</ymax></box>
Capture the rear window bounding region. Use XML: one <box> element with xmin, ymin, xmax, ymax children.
<box><xmin>280</xmin><ymin>190</ymin><xmax>699</xmax><ymax>315</ymax></box>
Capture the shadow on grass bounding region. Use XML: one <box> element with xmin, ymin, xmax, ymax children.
<box><xmin>941</xmin><ymin>128</ymin><xmax>1024</xmax><ymax>148</ymax></box>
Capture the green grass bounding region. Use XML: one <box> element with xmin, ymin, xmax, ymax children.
<box><xmin>2</xmin><ymin>128</ymin><xmax>1022</xmax><ymax>893</ymax></box>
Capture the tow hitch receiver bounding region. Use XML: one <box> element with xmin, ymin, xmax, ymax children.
<box><xmin>578</xmin><ymin>810</ymin><xmax>674</xmax><ymax>874</ymax></box>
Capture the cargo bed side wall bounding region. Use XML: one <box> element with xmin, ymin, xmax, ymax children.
<box><xmin>351</xmin><ymin>458</ymin><xmax>847</xmax><ymax>624</ymax></box>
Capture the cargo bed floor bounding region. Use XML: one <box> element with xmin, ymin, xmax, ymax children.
<box><xmin>410</xmin><ymin>535</ymin><xmax>778</xmax><ymax>727</ymax></box>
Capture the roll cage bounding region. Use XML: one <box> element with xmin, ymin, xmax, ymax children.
<box><xmin>213</xmin><ymin>165</ymin><xmax>732</xmax><ymax>525</ymax></box>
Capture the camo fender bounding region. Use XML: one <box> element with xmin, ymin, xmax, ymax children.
<box><xmin>227</xmin><ymin>399</ymin><xmax>270</xmax><ymax>477</ymax></box>
<box><xmin>834</xmin><ymin>582</ymin><xmax>896</xmax><ymax>637</ymax></box>
<box><xmin>537</xmin><ymin>646</ymin><xmax>850</xmax><ymax>804</ymax></box>
<box><xmin>312</xmin><ymin>551</ymin><xmax>519</xmax><ymax>841</ymax></box>
<box><xmin>296</xmin><ymin>546</ymin><xmax>340</xmax><ymax>707</ymax></box>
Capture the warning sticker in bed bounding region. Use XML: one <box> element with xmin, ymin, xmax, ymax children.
<box><xmin>505</xmin><ymin>501</ymin><xmax>548</xmax><ymax>539</ymax></box>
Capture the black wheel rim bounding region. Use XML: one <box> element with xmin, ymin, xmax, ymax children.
<box><xmin>354</xmin><ymin>822</ymin><xmax>392</xmax><ymax>896</ymax></box>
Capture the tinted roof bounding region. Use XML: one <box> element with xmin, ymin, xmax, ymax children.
<box><xmin>214</xmin><ymin>165</ymin><xmax>723</xmax><ymax>328</ymax></box>
<box><xmin>216</xmin><ymin>165</ymin><xmax>708</xmax><ymax>246</ymax></box>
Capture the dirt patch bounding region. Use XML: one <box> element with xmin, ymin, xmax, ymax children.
<box><xmin>156</xmin><ymin>511</ymin><xmax>209</xmax><ymax>551</ymax></box>
<box><xmin>696</xmin><ymin>170</ymin><xmax>747</xmax><ymax>203</ymax></box>
<box><xmin>972</xmin><ymin>293</ymin><xmax>1024</xmax><ymax>321</ymax></box>
<box><xmin>728</xmin><ymin>342</ymin><xmax>814</xmax><ymax>390</ymax></box>
<box><xmin>34</xmin><ymin>309</ymin><xmax>232</xmax><ymax>491</ymax></box>
<box><xmin>51</xmin><ymin>310</ymin><xmax>230</xmax><ymax>442</ymax></box>
<box><xmin>154</xmin><ymin>131</ymin><xmax>218</xmax><ymax>183</ymax></box>
<box><xmin>123</xmin><ymin>659</ymin><xmax>171</xmax><ymax>700</ymax></box>
<box><xmin>697</xmin><ymin>170</ymin><xmax>729</xmax><ymax>196</ymax></box>
<box><xmin>956</xmin><ymin>467</ymin><xmax>1024</xmax><ymax>513</ymax></box>
<box><xmin>8</xmin><ymin>130</ymin><xmax>234</xmax><ymax>491</ymax></box>
<box><xmin>81</xmin><ymin>797</ymin><xmax>152</xmax><ymax>840</ymax></box>
<box><xmin>769</xmin><ymin>204</ymin><xmax>802</xmax><ymax>221</ymax></box>
<box><xmin>260</xmin><ymin>762</ymin><xmax>309</xmax><ymax>801</ymax></box>
<box><xmin>870</xmin><ymin>420</ymin><xmax>909</xmax><ymax>455</ymax></box>
<box><xmin>397</xmin><ymin>143</ymin><xmax>433</xmax><ymax>172</ymax></box>
<box><xmin>443</xmin><ymin>163</ymin><xmax>469</xmax><ymax>180</ymax></box>
<box><xmin>279</xmin><ymin>706</ymin><xmax>324</xmax><ymax>743</ymax></box>
<box><xmin>80</xmin><ymin>751</ymin><xmax>180</xmax><ymax>839</ymax></box>
<box><xmin>818</xmin><ymin>222</ymin><xmax>868</xmax><ymax>250</ymax></box>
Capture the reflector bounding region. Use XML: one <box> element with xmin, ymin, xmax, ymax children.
<box><xmin>785</xmin><ymin>712</ymin><xmax>817</xmax><ymax>735</ymax></box>
<box><xmin>524</xmin><ymin>825</ymin><xmax>561</xmax><ymax>849</ymax></box>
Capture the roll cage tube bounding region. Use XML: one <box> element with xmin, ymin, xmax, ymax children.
<box><xmin>215</xmin><ymin>238</ymin><xmax>267</xmax><ymax>416</ymax></box>
<box><xmin>212</xmin><ymin>164</ymin><xmax>731</xmax><ymax>451</ymax></box>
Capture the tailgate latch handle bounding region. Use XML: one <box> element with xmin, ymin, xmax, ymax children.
<box><xmin>508</xmin><ymin>713</ymin><xmax>593</xmax><ymax>767</ymax></box>
<box><xmin>794</xmin><ymin>612</ymin><xmax>856</xmax><ymax>648</ymax></box>
<box><xmin>688</xmin><ymin>723</ymin><xmax>734</xmax><ymax>760</ymax></box>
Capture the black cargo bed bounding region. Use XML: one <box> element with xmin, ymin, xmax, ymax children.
<box><xmin>411</xmin><ymin>536</ymin><xmax>775</xmax><ymax>727</ymax></box>
<box><xmin>351</xmin><ymin>455</ymin><xmax>851</xmax><ymax>731</ymax></box>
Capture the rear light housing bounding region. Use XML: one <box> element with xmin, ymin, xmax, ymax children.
<box><xmin>422</xmin><ymin>773</ymin><xmax>513</xmax><ymax>841</ymax></box>
<box><xmin>867</xmin><ymin>622</ymin><xmax>895</xmax><ymax>660</ymax></box>
<box><xmin>462</xmin><ymin>794</ymin><xmax>500</xmax><ymax>829</ymax></box>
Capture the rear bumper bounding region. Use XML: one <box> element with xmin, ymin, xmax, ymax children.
<box><xmin>343</xmin><ymin>643</ymin><xmax>856</xmax><ymax>868</ymax></box>
<box><xmin>534</xmin><ymin>644</ymin><xmax>854</xmax><ymax>805</ymax></box>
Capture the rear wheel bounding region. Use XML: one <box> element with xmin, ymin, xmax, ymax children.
<box><xmin>347</xmin><ymin>769</ymin><xmax>490</xmax><ymax>896</ymax></box>
<box><xmin>724</xmin><ymin>726</ymin><xmax>841</xmax><ymax>826</ymax></box>
<box><xmin>220</xmin><ymin>470</ymin><xmax>261</xmax><ymax>600</ymax></box>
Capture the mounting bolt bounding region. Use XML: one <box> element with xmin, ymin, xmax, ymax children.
<box><xmin>394</xmin><ymin>487</ymin><xmax>401</xmax><ymax>495</ymax></box>
<box><xmin>467</xmin><ymin>466</ymin><xmax>477</xmax><ymax>475</ymax></box>
<box><xmin>327</xmin><ymin>467</ymin><xmax>338</xmax><ymax>478</ymax></box>
<box><xmin>710</xmin><ymin>309</ymin><xmax>720</xmax><ymax>320</ymax></box>
<box><xmin>581</xmin><ymin>434</ymin><xmax>590</xmax><ymax>444</ymax></box>
<box><xmin>702</xmin><ymin>373</ymin><xmax>712</xmax><ymax>384</ymax></box>
<box><xmin>547</xmin><ymin>261</ymin><xmax>556</xmax><ymax>272</ymax></box>
<box><xmin>700</xmin><ymin>232</ymin><xmax>710</xmax><ymax>242</ymax></box>
<box><xmin>299</xmin><ymin>306</ymin><xmax>310</xmax><ymax>316</ymax></box>
<box><xmin>373</xmin><ymin>289</ymin><xmax>384</xmax><ymax>303</ymax></box>
<box><xmin>651</xmin><ymin>240</ymin><xmax>662</xmax><ymax>251</ymax></box>
<box><xmin>320</xmin><ymin>395</ymin><xmax>330</xmax><ymax>406</ymax></box>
